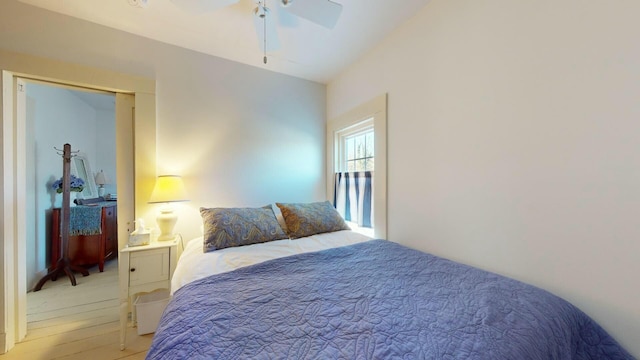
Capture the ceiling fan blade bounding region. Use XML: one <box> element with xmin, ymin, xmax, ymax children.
<box><xmin>170</xmin><ymin>0</ymin><xmax>239</xmax><ymax>13</ymax></box>
<box><xmin>275</xmin><ymin>4</ymin><xmax>299</xmax><ymax>28</ymax></box>
<box><xmin>253</xmin><ymin>6</ymin><xmax>281</xmax><ymax>52</ymax></box>
<box><xmin>285</xmin><ymin>0</ymin><xmax>342</xmax><ymax>29</ymax></box>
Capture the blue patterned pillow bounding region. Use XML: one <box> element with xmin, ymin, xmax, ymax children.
<box><xmin>276</xmin><ymin>201</ymin><xmax>350</xmax><ymax>239</ymax></box>
<box><xmin>201</xmin><ymin>206</ymin><xmax>288</xmax><ymax>252</ymax></box>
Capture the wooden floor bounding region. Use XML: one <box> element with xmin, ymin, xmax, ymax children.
<box><xmin>0</xmin><ymin>260</ymin><xmax>153</xmax><ymax>360</ymax></box>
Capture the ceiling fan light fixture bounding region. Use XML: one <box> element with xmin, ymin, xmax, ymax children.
<box><xmin>253</xmin><ymin>4</ymin><xmax>269</xmax><ymax>19</ymax></box>
<box><xmin>280</xmin><ymin>0</ymin><xmax>293</xmax><ymax>7</ymax></box>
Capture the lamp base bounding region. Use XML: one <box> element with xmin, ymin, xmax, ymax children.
<box><xmin>156</xmin><ymin>208</ymin><xmax>177</xmax><ymax>242</ymax></box>
<box><xmin>157</xmin><ymin>233</ymin><xmax>177</xmax><ymax>241</ymax></box>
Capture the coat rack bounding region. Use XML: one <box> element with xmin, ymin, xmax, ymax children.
<box><xmin>34</xmin><ymin>144</ymin><xmax>90</xmax><ymax>291</ymax></box>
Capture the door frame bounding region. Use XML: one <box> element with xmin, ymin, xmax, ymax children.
<box><xmin>0</xmin><ymin>50</ymin><xmax>157</xmax><ymax>353</ymax></box>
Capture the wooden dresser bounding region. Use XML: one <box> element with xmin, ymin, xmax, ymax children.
<box><xmin>50</xmin><ymin>203</ymin><xmax>117</xmax><ymax>272</ymax></box>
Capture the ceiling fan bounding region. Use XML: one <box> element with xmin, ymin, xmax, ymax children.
<box><xmin>170</xmin><ymin>0</ymin><xmax>343</xmax><ymax>63</ymax></box>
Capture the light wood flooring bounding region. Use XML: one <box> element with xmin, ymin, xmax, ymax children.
<box><xmin>0</xmin><ymin>260</ymin><xmax>153</xmax><ymax>360</ymax></box>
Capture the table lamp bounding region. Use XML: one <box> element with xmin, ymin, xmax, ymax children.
<box><xmin>95</xmin><ymin>170</ymin><xmax>108</xmax><ymax>197</ymax></box>
<box><xmin>148</xmin><ymin>175</ymin><xmax>189</xmax><ymax>241</ymax></box>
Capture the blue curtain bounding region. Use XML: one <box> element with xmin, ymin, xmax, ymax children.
<box><xmin>333</xmin><ymin>171</ymin><xmax>373</xmax><ymax>228</ymax></box>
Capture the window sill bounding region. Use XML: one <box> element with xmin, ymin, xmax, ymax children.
<box><xmin>346</xmin><ymin>221</ymin><xmax>375</xmax><ymax>238</ymax></box>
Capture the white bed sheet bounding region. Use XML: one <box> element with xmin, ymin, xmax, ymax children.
<box><xmin>171</xmin><ymin>230</ymin><xmax>373</xmax><ymax>294</ymax></box>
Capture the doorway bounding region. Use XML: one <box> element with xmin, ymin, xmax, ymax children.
<box><xmin>24</xmin><ymin>80</ymin><xmax>118</xmax><ymax>290</ymax></box>
<box><xmin>1</xmin><ymin>54</ymin><xmax>156</xmax><ymax>353</ymax></box>
<box><xmin>15</xmin><ymin>78</ymin><xmax>129</xmax><ymax>350</ymax></box>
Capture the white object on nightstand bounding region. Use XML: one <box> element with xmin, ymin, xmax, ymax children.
<box><xmin>119</xmin><ymin>239</ymin><xmax>178</xmax><ymax>350</ymax></box>
<box><xmin>128</xmin><ymin>218</ymin><xmax>150</xmax><ymax>247</ymax></box>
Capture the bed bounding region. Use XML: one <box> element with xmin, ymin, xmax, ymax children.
<box><xmin>147</xmin><ymin>202</ymin><xmax>633</xmax><ymax>359</ymax></box>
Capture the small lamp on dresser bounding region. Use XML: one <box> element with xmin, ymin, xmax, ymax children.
<box><xmin>95</xmin><ymin>170</ymin><xmax>109</xmax><ymax>197</ymax></box>
<box><xmin>148</xmin><ymin>175</ymin><xmax>189</xmax><ymax>241</ymax></box>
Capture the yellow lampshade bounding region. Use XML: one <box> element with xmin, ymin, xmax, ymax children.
<box><xmin>149</xmin><ymin>175</ymin><xmax>189</xmax><ymax>241</ymax></box>
<box><xmin>148</xmin><ymin>175</ymin><xmax>189</xmax><ymax>203</ymax></box>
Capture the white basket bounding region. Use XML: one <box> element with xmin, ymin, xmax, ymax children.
<box><xmin>134</xmin><ymin>290</ymin><xmax>170</xmax><ymax>335</ymax></box>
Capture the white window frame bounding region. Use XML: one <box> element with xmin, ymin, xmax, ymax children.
<box><xmin>336</xmin><ymin>118</ymin><xmax>374</xmax><ymax>173</ymax></box>
<box><xmin>327</xmin><ymin>94</ymin><xmax>387</xmax><ymax>239</ymax></box>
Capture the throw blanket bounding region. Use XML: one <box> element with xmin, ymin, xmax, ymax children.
<box><xmin>147</xmin><ymin>240</ymin><xmax>633</xmax><ymax>359</ymax></box>
<box><xmin>68</xmin><ymin>206</ymin><xmax>102</xmax><ymax>236</ymax></box>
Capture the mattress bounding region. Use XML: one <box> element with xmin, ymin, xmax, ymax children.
<box><xmin>171</xmin><ymin>230</ymin><xmax>373</xmax><ymax>294</ymax></box>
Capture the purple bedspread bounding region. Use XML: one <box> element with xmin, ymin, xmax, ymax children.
<box><xmin>147</xmin><ymin>240</ymin><xmax>633</xmax><ymax>359</ymax></box>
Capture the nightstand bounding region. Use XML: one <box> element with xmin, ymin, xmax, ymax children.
<box><xmin>119</xmin><ymin>239</ymin><xmax>178</xmax><ymax>350</ymax></box>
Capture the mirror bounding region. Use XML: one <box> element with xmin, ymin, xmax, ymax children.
<box><xmin>71</xmin><ymin>154</ymin><xmax>98</xmax><ymax>199</ymax></box>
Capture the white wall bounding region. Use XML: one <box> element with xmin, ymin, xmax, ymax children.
<box><xmin>0</xmin><ymin>1</ymin><xmax>326</xmax><ymax>242</ymax></box>
<box><xmin>328</xmin><ymin>0</ymin><xmax>640</xmax><ymax>356</ymax></box>
<box><xmin>154</xmin><ymin>49</ymin><xmax>327</xmax><ymax>239</ymax></box>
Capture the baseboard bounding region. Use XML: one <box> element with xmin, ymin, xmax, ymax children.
<box><xmin>29</xmin><ymin>268</ymin><xmax>49</xmax><ymax>292</ymax></box>
<box><xmin>0</xmin><ymin>331</ymin><xmax>8</xmax><ymax>354</ymax></box>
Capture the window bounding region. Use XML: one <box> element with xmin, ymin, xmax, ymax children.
<box><xmin>327</xmin><ymin>95</ymin><xmax>386</xmax><ymax>239</ymax></box>
<box><xmin>336</xmin><ymin>118</ymin><xmax>374</xmax><ymax>172</ymax></box>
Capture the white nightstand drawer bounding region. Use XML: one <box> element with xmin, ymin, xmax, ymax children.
<box><xmin>129</xmin><ymin>247</ymin><xmax>170</xmax><ymax>286</ymax></box>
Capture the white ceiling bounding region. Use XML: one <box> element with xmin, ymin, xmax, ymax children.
<box><xmin>17</xmin><ymin>0</ymin><xmax>431</xmax><ymax>83</ymax></box>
